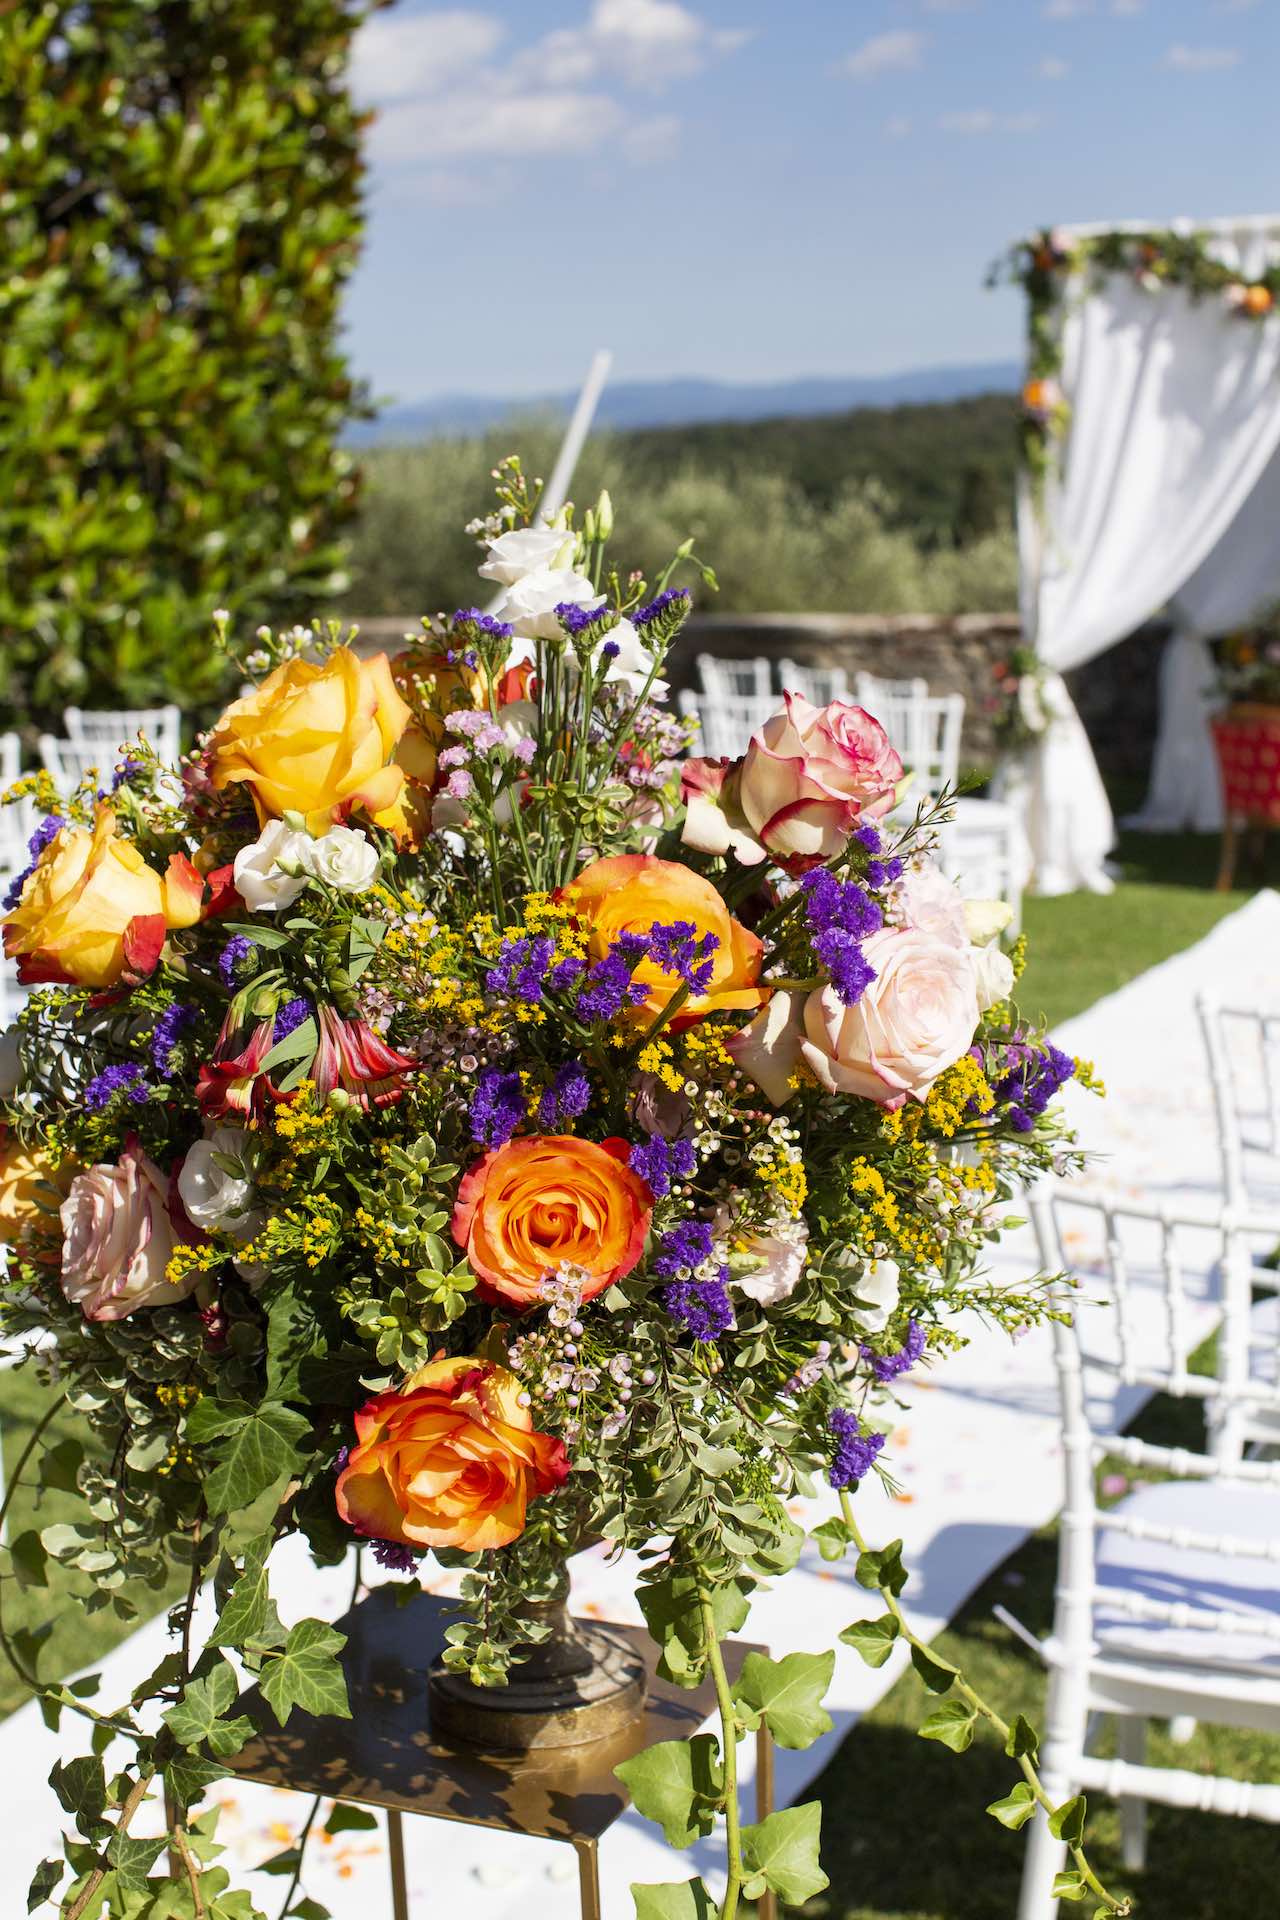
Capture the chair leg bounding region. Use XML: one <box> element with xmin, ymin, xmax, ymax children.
<box><xmin>1116</xmin><ymin>1716</ymin><xmax>1147</xmax><ymax>1872</ymax></box>
<box><xmin>1017</xmin><ymin>1664</ymin><xmax>1086</xmax><ymax>1920</ymax></box>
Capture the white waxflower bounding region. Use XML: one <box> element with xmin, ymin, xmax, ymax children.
<box><xmin>301</xmin><ymin>824</ymin><xmax>379</xmax><ymax>894</ymax></box>
<box><xmin>494</xmin><ymin>567</ymin><xmax>602</xmax><ymax>641</ymax></box>
<box><xmin>478</xmin><ymin>525</ymin><xmax>576</xmax><ymax>586</ymax></box>
<box><xmin>178</xmin><ymin>1128</ymin><xmax>255</xmax><ymax>1232</ymax></box>
<box><xmin>232</xmin><ymin>820</ymin><xmax>310</xmax><ymax>912</ymax></box>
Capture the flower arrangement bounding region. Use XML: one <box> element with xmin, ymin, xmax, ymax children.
<box><xmin>0</xmin><ymin>458</ymin><xmax>1124</xmax><ymax>1920</ymax></box>
<box><xmin>1214</xmin><ymin>618</ymin><xmax>1280</xmax><ymax>710</ymax></box>
<box><xmin>988</xmin><ymin>645</ymin><xmax>1061</xmax><ymax>751</ymax></box>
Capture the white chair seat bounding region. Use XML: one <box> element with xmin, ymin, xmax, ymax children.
<box><xmin>1095</xmin><ymin>1479</ymin><xmax>1280</xmax><ymax>1677</ymax></box>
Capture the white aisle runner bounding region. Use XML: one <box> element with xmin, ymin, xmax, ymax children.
<box><xmin>3</xmin><ymin>892</ymin><xmax>1279</xmax><ymax>1917</ymax></box>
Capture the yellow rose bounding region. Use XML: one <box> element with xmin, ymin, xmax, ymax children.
<box><xmin>0</xmin><ymin>1133</ymin><xmax>71</xmax><ymax>1247</ymax></box>
<box><xmin>207</xmin><ymin>647</ymin><xmax>413</xmax><ymax>839</ymax></box>
<box><xmin>3</xmin><ymin>809</ymin><xmax>200</xmax><ymax>988</ymax></box>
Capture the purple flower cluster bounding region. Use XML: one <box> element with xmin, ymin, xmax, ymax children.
<box><xmin>861</xmin><ymin>1318</ymin><xmax>926</xmax><ymax>1384</ymax></box>
<box><xmin>151</xmin><ymin>1001</ymin><xmax>196</xmax><ymax>1077</ymax></box>
<box><xmin>85</xmin><ymin>1063</ymin><xmax>149</xmax><ymax>1112</ymax></box>
<box><xmin>576</xmin><ymin>932</ymin><xmax>652</xmax><ymax>1021</ymax></box>
<box><xmin>107</xmin><ymin>759</ymin><xmax>143</xmax><ymax>794</ymax></box>
<box><xmin>866</xmin><ymin>856</ymin><xmax>905</xmax><ymax>888</ymax></box>
<box><xmin>274</xmin><ymin>996</ymin><xmax>313</xmax><ymax>1043</ymax></box>
<box><xmin>828</xmin><ymin>1412</ymin><xmax>886</xmax><ymax>1490</ymax></box>
<box><xmin>854</xmin><ymin>823</ymin><xmax>882</xmax><ymax>855</ymax></box>
<box><xmin>555</xmin><ymin>600</ymin><xmax>613</xmax><ymax>637</ymax></box>
<box><xmin>633</xmin><ymin>587</ymin><xmax>691</xmax><ymax>631</ymax></box>
<box><xmin>218</xmin><ymin>935</ymin><xmax>257</xmax><ymax>989</ymax></box>
<box><xmin>652</xmin><ymin>1218</ymin><xmax>715</xmax><ymax>1278</ymax></box>
<box><xmin>469</xmin><ymin>1067</ymin><xmax>526</xmax><ymax>1148</ymax></box>
<box><xmin>629</xmin><ymin>1134</ymin><xmax>696</xmax><ymax>1199</ymax></box>
<box><xmin>990</xmin><ymin>1039</ymin><xmax>1076</xmax><ymax>1134</ymax></box>
<box><xmin>3</xmin><ymin>813</ymin><xmax>63</xmax><ymax>911</ymax></box>
<box><xmin>538</xmin><ymin>1060</ymin><xmax>592</xmax><ymax>1127</ymax></box>
<box><xmin>451</xmin><ymin>607</ymin><xmax>513</xmax><ymax>644</ymax></box>
<box><xmin>486</xmin><ymin>934</ymin><xmax>586</xmax><ymax>1004</ymax></box>
<box><xmin>664</xmin><ymin>1274</ymin><xmax>734</xmax><ymax>1342</ymax></box>
<box><xmin>801</xmin><ymin>870</ymin><xmax>882</xmax><ymax>1006</ymax></box>
<box><xmin>371</xmin><ymin>1539</ymin><xmax>421</xmax><ymax>1574</ymax></box>
<box><xmin>648</xmin><ymin>920</ymin><xmax>719</xmax><ymax>994</ymax></box>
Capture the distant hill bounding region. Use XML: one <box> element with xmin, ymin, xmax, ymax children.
<box><xmin>347</xmin><ymin>361</ymin><xmax>1021</xmax><ymax>445</ymax></box>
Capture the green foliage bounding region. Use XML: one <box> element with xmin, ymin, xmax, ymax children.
<box><xmin>637</xmin><ymin>1570</ymin><xmax>753</xmax><ymax>1689</ymax></box>
<box><xmin>183</xmin><ymin>1398</ymin><xmax>310</xmax><ymax>1513</ymax></box>
<box><xmin>0</xmin><ymin>0</ymin><xmax>378</xmax><ymax>731</ymax></box>
<box><xmin>740</xmin><ymin>1801</ymin><xmax>830</xmax><ymax>1907</ymax></box>
<box><xmin>987</xmin><ymin>1782</ymin><xmax>1039</xmax><ymax>1831</ymax></box>
<box><xmin>918</xmin><ymin>1697</ymin><xmax>978</xmax><ymax>1753</ymax></box>
<box><xmin>840</xmin><ymin>1612</ymin><xmax>900</xmax><ymax>1668</ymax></box>
<box><xmin>731</xmin><ymin>1649</ymin><xmax>834</xmax><ymax>1750</ymax></box>
<box><xmin>630</xmin><ymin>1881</ymin><xmax>717</xmax><ymax>1920</ymax></box>
<box><xmin>615</xmin><ymin>1734</ymin><xmax>724</xmax><ymax>1849</ymax></box>
<box><xmin>259</xmin><ymin>1619</ymin><xmax>350</xmax><ymax>1725</ymax></box>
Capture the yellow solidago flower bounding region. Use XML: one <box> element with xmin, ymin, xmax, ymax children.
<box><xmin>165</xmin><ymin>1242</ymin><xmax>223</xmax><ymax>1289</ymax></box>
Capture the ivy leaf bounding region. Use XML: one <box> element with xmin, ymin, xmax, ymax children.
<box><xmin>854</xmin><ymin>1539</ymin><xmax>908</xmax><ymax>1597</ymax></box>
<box><xmin>987</xmin><ymin>1782</ymin><xmax>1039</xmax><ymax>1830</ymax></box>
<box><xmin>1051</xmin><ymin>1871</ymin><xmax>1090</xmax><ymax>1902</ymax></box>
<box><xmin>810</xmin><ymin>1517</ymin><xmax>851</xmax><ymax>1562</ymax></box>
<box><xmin>910</xmin><ymin>1644</ymin><xmax>957</xmax><ymax>1696</ymax></box>
<box><xmin>107</xmin><ymin>1830</ymin><xmax>167</xmax><ymax>1892</ymax></box>
<box><xmin>918</xmin><ymin>1698</ymin><xmax>977</xmax><ymax>1752</ymax></box>
<box><xmin>209</xmin><ymin>1535</ymin><xmax>283</xmax><ymax>1651</ymax></box>
<box><xmin>260</xmin><ymin>1620</ymin><xmax>351</xmax><ymax>1727</ymax></box>
<box><xmin>161</xmin><ymin>1656</ymin><xmax>251</xmax><ymax>1754</ymax></box>
<box><xmin>27</xmin><ymin>1858</ymin><xmax>62</xmax><ymax>1912</ymax></box>
<box><xmin>739</xmin><ymin>1802</ymin><xmax>829</xmax><ymax>1908</ymax></box>
<box><xmin>1050</xmin><ymin>1795</ymin><xmax>1087</xmax><ymax>1847</ymax></box>
<box><xmin>285</xmin><ymin>1901</ymin><xmax>333</xmax><ymax>1920</ymax></box>
<box><xmin>840</xmin><ymin>1614</ymin><xmax>900</xmax><ymax>1668</ymax></box>
<box><xmin>630</xmin><ymin>1882</ymin><xmax>716</xmax><ymax>1920</ymax></box>
<box><xmin>164</xmin><ymin>1753</ymin><xmax>231</xmax><ymax>1808</ymax></box>
<box><xmin>185</xmin><ymin>1399</ymin><xmax>310</xmax><ymax>1514</ymax></box>
<box><xmin>9</xmin><ymin>1528</ymin><xmax>49</xmax><ymax>1590</ymax></box>
<box><xmin>50</xmin><ymin>1756</ymin><xmax>108</xmax><ymax>1837</ymax></box>
<box><xmin>615</xmin><ymin>1734</ymin><xmax>722</xmax><ymax>1848</ymax></box>
<box><xmin>323</xmin><ymin>1805</ymin><xmax>378</xmax><ymax>1835</ymax></box>
<box><xmin>732</xmin><ymin>1650</ymin><xmax>834</xmax><ymax>1750</ymax></box>
<box><xmin>1006</xmin><ymin>1714</ymin><xmax>1040</xmax><ymax>1763</ymax></box>
<box><xmin>39</xmin><ymin>1437</ymin><xmax>84</xmax><ymax>1492</ymax></box>
<box><xmin>637</xmin><ymin>1573</ymin><xmax>753</xmax><ymax>1689</ymax></box>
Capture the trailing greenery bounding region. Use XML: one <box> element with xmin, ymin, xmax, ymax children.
<box><xmin>0</xmin><ymin>0</ymin><xmax>381</xmax><ymax>735</ymax></box>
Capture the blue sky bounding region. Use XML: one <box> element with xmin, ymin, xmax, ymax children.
<box><xmin>345</xmin><ymin>0</ymin><xmax>1275</xmax><ymax>402</ymax></box>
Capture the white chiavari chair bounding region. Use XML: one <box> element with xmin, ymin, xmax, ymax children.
<box><xmin>695</xmin><ymin>654</ymin><xmax>773</xmax><ymax>703</ymax></box>
<box><xmin>854</xmin><ymin>674</ymin><xmax>964</xmax><ymax>798</ymax></box>
<box><xmin>1198</xmin><ymin>994</ymin><xmax>1280</xmax><ymax>1215</ymax></box>
<box><xmin>776</xmin><ymin>658</ymin><xmax>850</xmax><ymax>705</ymax></box>
<box><xmin>64</xmin><ymin>703</ymin><xmax>181</xmax><ymax>765</ymax></box>
<box><xmin>1014</xmin><ymin>1185</ymin><xmax>1280</xmax><ymax>1919</ymax></box>
<box><xmin>685</xmin><ymin>658</ymin><xmax>778</xmax><ymax>760</ymax></box>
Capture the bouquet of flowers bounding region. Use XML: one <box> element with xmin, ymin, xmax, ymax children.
<box><xmin>1214</xmin><ymin>619</ymin><xmax>1280</xmax><ymax>710</ymax></box>
<box><xmin>988</xmin><ymin>645</ymin><xmax>1060</xmax><ymax>752</ymax></box>
<box><xmin>0</xmin><ymin>458</ymin><xmax>1121</xmax><ymax>1920</ymax></box>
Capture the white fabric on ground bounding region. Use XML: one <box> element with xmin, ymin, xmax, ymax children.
<box><xmin>3</xmin><ymin>892</ymin><xmax>1280</xmax><ymax>1917</ymax></box>
<box><xmin>1018</xmin><ymin>221</ymin><xmax>1280</xmax><ymax>890</ymax></box>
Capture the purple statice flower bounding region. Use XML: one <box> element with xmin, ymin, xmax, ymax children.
<box><xmin>110</xmin><ymin>759</ymin><xmax>143</xmax><ymax>791</ymax></box>
<box><xmin>3</xmin><ymin>813</ymin><xmax>63</xmax><ymax>910</ymax></box>
<box><xmin>486</xmin><ymin>933</ymin><xmax>557</xmax><ymax>1003</ymax></box>
<box><xmin>514</xmin><ymin>735</ymin><xmax>537</xmax><ymax>764</ymax></box>
<box><xmin>547</xmin><ymin>954</ymin><xmax>586</xmax><ymax>992</ymax></box>
<box><xmin>151</xmin><ymin>1001</ymin><xmax>196</xmax><ymax>1077</ymax></box>
<box><xmin>371</xmin><ymin>1539</ymin><xmax>421</xmax><ymax>1574</ymax></box>
<box><xmin>861</xmin><ymin>1318</ymin><xmax>926</xmax><ymax>1384</ymax></box>
<box><xmin>854</xmin><ymin>823</ymin><xmax>882</xmax><ymax>855</ymax></box>
<box><xmin>801</xmin><ymin>871</ymin><xmax>881</xmax><ymax>1006</ymax></box>
<box><xmin>648</xmin><ymin>920</ymin><xmax>719</xmax><ymax>995</ymax></box>
<box><xmin>816</xmin><ymin>935</ymin><xmax>876</xmax><ymax>1006</ymax></box>
<box><xmin>555</xmin><ymin>600</ymin><xmax>612</xmax><ymax>637</ymax></box>
<box><xmin>664</xmin><ymin>1272</ymin><xmax>734</xmax><ymax>1342</ymax></box>
<box><xmin>633</xmin><ymin>587</ymin><xmax>691</xmax><ymax>631</ymax></box>
<box><xmin>866</xmin><ymin>857</ymin><xmax>905</xmax><ymax>888</ymax></box>
<box><xmin>438</xmin><ymin>744</ymin><xmax>469</xmax><ymax>770</ymax></box>
<box><xmin>334</xmin><ymin>1445</ymin><xmax>351</xmax><ymax>1473</ymax></box>
<box><xmin>218</xmin><ymin>934</ymin><xmax>257</xmax><ymax>990</ymax></box>
<box><xmin>447</xmin><ymin>769</ymin><xmax>474</xmax><ymax>800</ymax></box>
<box><xmin>828</xmin><ymin>1412</ymin><xmax>886</xmax><ymax>1490</ymax></box>
<box><xmin>630</xmin><ymin>1135</ymin><xmax>696</xmax><ymax>1200</ymax></box>
<box><xmin>538</xmin><ymin>1060</ymin><xmax>592</xmax><ymax>1127</ymax></box>
<box><xmin>601</xmin><ymin>640</ymin><xmax>621</xmax><ymax>661</ymax></box>
<box><xmin>84</xmin><ymin>1063</ymin><xmax>149</xmax><ymax>1112</ymax></box>
<box><xmin>575</xmin><ymin>932</ymin><xmax>652</xmax><ymax>1022</ymax></box>
<box><xmin>274</xmin><ymin>996</ymin><xmax>313</xmax><ymax>1043</ymax></box>
<box><xmin>469</xmin><ymin>1067</ymin><xmax>526</xmax><ymax>1148</ymax></box>
<box><xmin>451</xmin><ymin>608</ymin><xmax>514</xmax><ymax>643</ymax></box>
<box><xmin>651</xmin><ymin>1218</ymin><xmax>716</xmax><ymax>1278</ymax></box>
<box><xmin>992</xmin><ymin>1039</ymin><xmax>1076</xmax><ymax>1134</ymax></box>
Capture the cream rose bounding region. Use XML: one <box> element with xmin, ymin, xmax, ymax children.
<box><xmin>799</xmin><ymin>926</ymin><xmax>980</xmax><ymax>1108</ymax></box>
<box><xmin>716</xmin><ymin>1206</ymin><xmax>808</xmax><ymax>1306</ymax></box>
<box><xmin>232</xmin><ymin>820</ymin><xmax>310</xmax><ymax>912</ymax></box>
<box><xmin>59</xmin><ymin>1145</ymin><xmax>195</xmax><ymax>1322</ymax></box>
<box><xmin>301</xmin><ymin>824</ymin><xmax>379</xmax><ymax>894</ymax></box>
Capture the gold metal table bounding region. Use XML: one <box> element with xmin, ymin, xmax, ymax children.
<box><xmin>228</xmin><ymin>1586</ymin><xmax>776</xmax><ymax>1920</ymax></box>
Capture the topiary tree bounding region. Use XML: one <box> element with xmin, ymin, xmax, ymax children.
<box><xmin>0</xmin><ymin>0</ymin><xmax>385</xmax><ymax>735</ymax></box>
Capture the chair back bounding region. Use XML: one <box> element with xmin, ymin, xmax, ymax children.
<box><xmin>0</xmin><ymin>732</ymin><xmax>19</xmax><ymax>789</ymax></box>
<box><xmin>64</xmin><ymin>704</ymin><xmax>181</xmax><ymax>764</ymax></box>
<box><xmin>935</xmin><ymin>798</ymin><xmax>1025</xmax><ymax>933</ymax></box>
<box><xmin>777</xmin><ymin>659</ymin><xmax>850</xmax><ymax>705</ymax></box>
<box><xmin>1198</xmin><ymin>994</ymin><xmax>1280</xmax><ymax>1214</ymax></box>
<box><xmin>855</xmin><ymin>677</ymin><xmax>964</xmax><ymax>796</ymax></box>
<box><xmin>695</xmin><ymin>654</ymin><xmax>773</xmax><ymax>703</ymax></box>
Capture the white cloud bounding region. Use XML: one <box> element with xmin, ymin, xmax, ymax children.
<box><xmin>371</xmin><ymin>88</ymin><xmax>621</xmax><ymax>164</ymax></box>
<box><xmin>940</xmin><ymin>108</ymin><xmax>1043</xmax><ymax>134</ymax></box>
<box><xmin>1039</xmin><ymin>56</ymin><xmax>1070</xmax><ymax>77</ymax></box>
<box><xmin>523</xmin><ymin>0</ymin><xmax>752</xmax><ymax>92</ymax></box>
<box><xmin>351</xmin><ymin>11</ymin><xmax>505</xmax><ymax>104</ymax></box>
<box><xmin>1163</xmin><ymin>41</ymin><xmax>1242</xmax><ymax>70</ymax></box>
<box><xmin>842</xmin><ymin>30</ymin><xmax>927</xmax><ymax>80</ymax></box>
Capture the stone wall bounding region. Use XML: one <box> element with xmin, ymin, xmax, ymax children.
<box><xmin>353</xmin><ymin>610</ymin><xmax>1167</xmax><ymax>787</ymax></box>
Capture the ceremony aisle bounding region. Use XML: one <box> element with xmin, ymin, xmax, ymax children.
<box><xmin>3</xmin><ymin>891</ymin><xmax>1278</xmax><ymax>1917</ymax></box>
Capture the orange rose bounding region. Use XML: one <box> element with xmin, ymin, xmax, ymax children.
<box><xmin>335</xmin><ymin>1356</ymin><xmax>569</xmax><ymax>1551</ymax></box>
<box><xmin>207</xmin><ymin>646</ymin><xmax>412</xmax><ymax>839</ymax></box>
<box><xmin>0</xmin><ymin>1133</ymin><xmax>70</xmax><ymax>1246</ymax></box>
<box><xmin>569</xmin><ymin>854</ymin><xmax>768</xmax><ymax>1027</ymax></box>
<box><xmin>452</xmin><ymin>1133</ymin><xmax>651</xmax><ymax>1309</ymax></box>
<box><xmin>4</xmin><ymin>808</ymin><xmax>203</xmax><ymax>988</ymax></box>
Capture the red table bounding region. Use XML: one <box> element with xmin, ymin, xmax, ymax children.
<box><xmin>1211</xmin><ymin>704</ymin><xmax>1280</xmax><ymax>890</ymax></box>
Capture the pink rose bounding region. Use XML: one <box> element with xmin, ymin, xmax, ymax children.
<box><xmin>680</xmin><ymin>758</ymin><xmax>768</xmax><ymax>866</ymax></box>
<box><xmin>893</xmin><ymin>864</ymin><xmax>970</xmax><ymax>949</ymax></box>
<box><xmin>59</xmin><ymin>1144</ymin><xmax>194</xmax><ymax>1321</ymax></box>
<box><xmin>799</xmin><ymin>926</ymin><xmax>979</xmax><ymax>1108</ymax></box>
<box><xmin>737</xmin><ymin>695</ymin><xmax>903</xmax><ymax>866</ymax></box>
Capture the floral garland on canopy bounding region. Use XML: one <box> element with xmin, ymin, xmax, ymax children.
<box><xmin>0</xmin><ymin>460</ymin><xmax>1125</xmax><ymax>1920</ymax></box>
<box><xmin>993</xmin><ymin>225</ymin><xmax>1280</xmax><ymax>491</ymax></box>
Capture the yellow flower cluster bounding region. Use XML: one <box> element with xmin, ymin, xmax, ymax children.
<box><xmin>240</xmin><ymin>1193</ymin><xmax>343</xmax><ymax>1271</ymax></box>
<box><xmin>271</xmin><ymin>1085</ymin><xmax>340</xmax><ymax>1153</ymax></box>
<box><xmin>751</xmin><ymin>1124</ymin><xmax>807</xmax><ymax>1216</ymax></box>
<box><xmin>923</xmin><ymin>1055</ymin><xmax>994</xmax><ymax>1138</ymax></box>
<box><xmin>680</xmin><ymin>1024</ymin><xmax>736</xmax><ymax>1080</ymax></box>
<box><xmin>154</xmin><ymin>1382</ymin><xmax>201</xmax><ymax>1412</ymax></box>
<box><xmin>3</xmin><ymin>770</ymin><xmax>71</xmax><ymax>817</ymax></box>
<box><xmin>1073</xmin><ymin>1056</ymin><xmax>1106</xmax><ymax>1096</ymax></box>
<box><xmin>847</xmin><ymin>1156</ymin><xmax>942</xmax><ymax>1267</ymax></box>
<box><xmin>636</xmin><ymin>1037</ymin><xmax>685</xmax><ymax>1093</ymax></box>
<box><xmin>354</xmin><ymin>1204</ymin><xmax>413</xmax><ymax>1269</ymax></box>
<box><xmin>165</xmin><ymin>1242</ymin><xmax>223</xmax><ymax>1289</ymax></box>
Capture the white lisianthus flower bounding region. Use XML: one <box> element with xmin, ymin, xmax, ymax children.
<box><xmin>598</xmin><ymin>616</ymin><xmax>668</xmax><ymax>701</ymax></box>
<box><xmin>715</xmin><ymin>1206</ymin><xmax>808</xmax><ymax>1306</ymax></box>
<box><xmin>837</xmin><ymin>1252</ymin><xmax>900</xmax><ymax>1333</ymax></box>
<box><xmin>300</xmin><ymin>824</ymin><xmax>379</xmax><ymax>895</ymax></box>
<box><xmin>971</xmin><ymin>943</ymin><xmax>1015</xmax><ymax>1012</ymax></box>
<box><xmin>178</xmin><ymin>1127</ymin><xmax>256</xmax><ymax>1233</ymax></box>
<box><xmin>478</xmin><ymin>525</ymin><xmax>576</xmax><ymax>586</ymax></box>
<box><xmin>495</xmin><ymin>568</ymin><xmax>602</xmax><ymax>641</ymax></box>
<box><xmin>232</xmin><ymin>819</ymin><xmax>310</xmax><ymax>912</ymax></box>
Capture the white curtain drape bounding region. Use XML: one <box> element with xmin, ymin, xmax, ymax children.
<box><xmin>1017</xmin><ymin>226</ymin><xmax>1280</xmax><ymax>894</ymax></box>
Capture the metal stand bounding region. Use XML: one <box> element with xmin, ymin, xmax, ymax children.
<box><xmin>228</xmin><ymin>1587</ymin><xmax>775</xmax><ymax>1920</ymax></box>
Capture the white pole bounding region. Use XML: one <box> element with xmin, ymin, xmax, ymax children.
<box><xmin>539</xmin><ymin>348</ymin><xmax>613</xmax><ymax>523</ymax></box>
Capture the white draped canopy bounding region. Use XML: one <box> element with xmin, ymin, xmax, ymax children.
<box><xmin>1016</xmin><ymin>216</ymin><xmax>1280</xmax><ymax>894</ymax></box>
